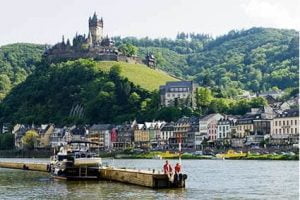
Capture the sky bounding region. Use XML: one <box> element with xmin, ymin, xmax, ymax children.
<box><xmin>0</xmin><ymin>0</ymin><xmax>299</xmax><ymax>46</ymax></box>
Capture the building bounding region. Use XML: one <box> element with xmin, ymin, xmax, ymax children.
<box><xmin>88</xmin><ymin>124</ymin><xmax>113</xmax><ymax>150</ymax></box>
<box><xmin>145</xmin><ymin>53</ymin><xmax>156</xmax><ymax>68</ymax></box>
<box><xmin>160</xmin><ymin>122</ymin><xmax>175</xmax><ymax>148</ymax></box>
<box><xmin>159</xmin><ymin>81</ymin><xmax>197</xmax><ymax>108</ymax></box>
<box><xmin>197</xmin><ymin>114</ymin><xmax>223</xmax><ymax>146</ymax></box>
<box><xmin>12</xmin><ymin>124</ymin><xmax>31</xmax><ymax>149</ymax></box>
<box><xmin>168</xmin><ymin>116</ymin><xmax>199</xmax><ymax>150</ymax></box>
<box><xmin>50</xmin><ymin>127</ymin><xmax>66</xmax><ymax>148</ymax></box>
<box><xmin>114</xmin><ymin>123</ymin><xmax>135</xmax><ymax>149</ymax></box>
<box><xmin>217</xmin><ymin>118</ymin><xmax>235</xmax><ymax>145</ymax></box>
<box><xmin>133</xmin><ymin>124</ymin><xmax>149</xmax><ymax>148</ymax></box>
<box><xmin>38</xmin><ymin>124</ymin><xmax>55</xmax><ymax>148</ymax></box>
<box><xmin>271</xmin><ymin>109</ymin><xmax>299</xmax><ymax>145</ymax></box>
<box><xmin>144</xmin><ymin>121</ymin><xmax>165</xmax><ymax>148</ymax></box>
<box><xmin>43</xmin><ymin>13</ymin><xmax>149</xmax><ymax>65</ymax></box>
<box><xmin>169</xmin><ymin>117</ymin><xmax>191</xmax><ymax>149</ymax></box>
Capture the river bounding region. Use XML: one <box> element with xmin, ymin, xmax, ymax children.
<box><xmin>0</xmin><ymin>158</ymin><xmax>298</xmax><ymax>200</ymax></box>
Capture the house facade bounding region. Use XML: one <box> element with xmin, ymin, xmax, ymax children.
<box><xmin>159</xmin><ymin>81</ymin><xmax>197</xmax><ymax>108</ymax></box>
<box><xmin>271</xmin><ymin>109</ymin><xmax>299</xmax><ymax>145</ymax></box>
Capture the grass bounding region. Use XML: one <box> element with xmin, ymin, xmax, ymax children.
<box><xmin>96</xmin><ymin>61</ymin><xmax>179</xmax><ymax>91</ymax></box>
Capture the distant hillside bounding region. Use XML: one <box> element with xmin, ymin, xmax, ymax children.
<box><xmin>0</xmin><ymin>27</ymin><xmax>298</xmax><ymax>101</ymax></box>
<box><xmin>0</xmin><ymin>43</ymin><xmax>46</xmax><ymax>100</ymax></box>
<box><xmin>95</xmin><ymin>61</ymin><xmax>178</xmax><ymax>91</ymax></box>
<box><xmin>115</xmin><ymin>27</ymin><xmax>299</xmax><ymax>97</ymax></box>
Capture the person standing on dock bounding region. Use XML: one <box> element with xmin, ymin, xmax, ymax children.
<box><xmin>174</xmin><ymin>162</ymin><xmax>181</xmax><ymax>183</ymax></box>
<box><xmin>175</xmin><ymin>163</ymin><xmax>181</xmax><ymax>174</ymax></box>
<box><xmin>163</xmin><ymin>160</ymin><xmax>174</xmax><ymax>182</ymax></box>
<box><xmin>163</xmin><ymin>160</ymin><xmax>173</xmax><ymax>174</ymax></box>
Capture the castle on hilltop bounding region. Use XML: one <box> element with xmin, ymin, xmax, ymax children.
<box><xmin>43</xmin><ymin>13</ymin><xmax>155</xmax><ymax>67</ymax></box>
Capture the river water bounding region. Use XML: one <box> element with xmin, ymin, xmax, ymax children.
<box><xmin>0</xmin><ymin>158</ymin><xmax>298</xmax><ymax>200</ymax></box>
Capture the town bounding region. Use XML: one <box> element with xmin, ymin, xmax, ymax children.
<box><xmin>1</xmin><ymin>80</ymin><xmax>298</xmax><ymax>156</ymax></box>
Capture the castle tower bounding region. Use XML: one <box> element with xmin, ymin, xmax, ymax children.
<box><xmin>88</xmin><ymin>12</ymin><xmax>103</xmax><ymax>45</ymax></box>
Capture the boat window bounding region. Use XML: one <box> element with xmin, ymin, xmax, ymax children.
<box><xmin>58</xmin><ymin>155</ymin><xmax>67</xmax><ymax>161</ymax></box>
<box><xmin>81</xmin><ymin>154</ymin><xmax>86</xmax><ymax>158</ymax></box>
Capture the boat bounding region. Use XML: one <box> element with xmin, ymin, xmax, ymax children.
<box><xmin>216</xmin><ymin>150</ymin><xmax>247</xmax><ymax>159</ymax></box>
<box><xmin>49</xmin><ymin>141</ymin><xmax>102</xmax><ymax>180</ymax></box>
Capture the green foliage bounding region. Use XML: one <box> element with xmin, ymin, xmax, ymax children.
<box><xmin>21</xmin><ymin>130</ymin><xmax>39</xmax><ymax>150</ymax></box>
<box><xmin>0</xmin><ymin>133</ymin><xmax>14</xmax><ymax>150</ymax></box>
<box><xmin>0</xmin><ymin>59</ymin><xmax>160</xmax><ymax>124</ymax></box>
<box><xmin>118</xmin><ymin>43</ymin><xmax>138</xmax><ymax>56</ymax></box>
<box><xmin>115</xmin><ymin>28</ymin><xmax>298</xmax><ymax>96</ymax></box>
<box><xmin>0</xmin><ymin>43</ymin><xmax>45</xmax><ymax>100</ymax></box>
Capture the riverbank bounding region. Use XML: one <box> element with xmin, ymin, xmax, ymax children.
<box><xmin>114</xmin><ymin>151</ymin><xmax>299</xmax><ymax>160</ymax></box>
<box><xmin>1</xmin><ymin>150</ymin><xmax>298</xmax><ymax>160</ymax></box>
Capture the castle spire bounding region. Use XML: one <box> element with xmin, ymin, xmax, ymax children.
<box><xmin>62</xmin><ymin>35</ymin><xmax>65</xmax><ymax>44</ymax></box>
<box><xmin>92</xmin><ymin>12</ymin><xmax>97</xmax><ymax>21</ymax></box>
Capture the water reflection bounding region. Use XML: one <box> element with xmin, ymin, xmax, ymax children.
<box><xmin>0</xmin><ymin>159</ymin><xmax>299</xmax><ymax>200</ymax></box>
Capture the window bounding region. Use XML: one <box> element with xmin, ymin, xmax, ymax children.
<box><xmin>295</xmin><ymin>120</ymin><xmax>297</xmax><ymax>125</ymax></box>
<box><xmin>275</xmin><ymin>121</ymin><xmax>278</xmax><ymax>126</ymax></box>
<box><xmin>275</xmin><ymin>129</ymin><xmax>278</xmax><ymax>134</ymax></box>
<box><xmin>291</xmin><ymin>120</ymin><xmax>293</xmax><ymax>125</ymax></box>
<box><xmin>279</xmin><ymin>121</ymin><xmax>281</xmax><ymax>126</ymax></box>
<box><xmin>287</xmin><ymin>120</ymin><xmax>289</xmax><ymax>126</ymax></box>
<box><xmin>291</xmin><ymin>128</ymin><xmax>293</xmax><ymax>134</ymax></box>
<box><xmin>279</xmin><ymin>129</ymin><xmax>281</xmax><ymax>134</ymax></box>
<box><xmin>295</xmin><ymin>128</ymin><xmax>298</xmax><ymax>133</ymax></box>
<box><xmin>283</xmin><ymin>121</ymin><xmax>285</xmax><ymax>126</ymax></box>
<box><xmin>167</xmin><ymin>94</ymin><xmax>170</xmax><ymax>97</ymax></box>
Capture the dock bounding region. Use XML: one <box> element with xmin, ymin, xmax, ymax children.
<box><xmin>0</xmin><ymin>161</ymin><xmax>187</xmax><ymax>189</ymax></box>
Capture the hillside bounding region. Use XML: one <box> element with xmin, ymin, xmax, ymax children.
<box><xmin>0</xmin><ymin>59</ymin><xmax>160</xmax><ymax>124</ymax></box>
<box><xmin>1</xmin><ymin>28</ymin><xmax>298</xmax><ymax>100</ymax></box>
<box><xmin>95</xmin><ymin>61</ymin><xmax>178</xmax><ymax>91</ymax></box>
<box><xmin>0</xmin><ymin>43</ymin><xmax>46</xmax><ymax>100</ymax></box>
<box><xmin>115</xmin><ymin>27</ymin><xmax>299</xmax><ymax>97</ymax></box>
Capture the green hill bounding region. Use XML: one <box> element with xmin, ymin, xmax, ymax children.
<box><xmin>95</xmin><ymin>61</ymin><xmax>178</xmax><ymax>91</ymax></box>
<box><xmin>0</xmin><ymin>59</ymin><xmax>163</xmax><ymax>124</ymax></box>
<box><xmin>0</xmin><ymin>43</ymin><xmax>46</xmax><ymax>100</ymax></box>
<box><xmin>115</xmin><ymin>27</ymin><xmax>299</xmax><ymax>97</ymax></box>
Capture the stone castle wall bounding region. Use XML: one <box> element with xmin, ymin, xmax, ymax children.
<box><xmin>44</xmin><ymin>51</ymin><xmax>144</xmax><ymax>65</ymax></box>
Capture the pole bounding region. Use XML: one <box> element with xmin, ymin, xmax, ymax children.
<box><xmin>179</xmin><ymin>133</ymin><xmax>182</xmax><ymax>165</ymax></box>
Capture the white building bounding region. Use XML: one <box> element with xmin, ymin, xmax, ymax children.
<box><xmin>217</xmin><ymin>119</ymin><xmax>235</xmax><ymax>140</ymax></box>
<box><xmin>196</xmin><ymin>113</ymin><xmax>223</xmax><ymax>148</ymax></box>
<box><xmin>159</xmin><ymin>81</ymin><xmax>197</xmax><ymax>108</ymax></box>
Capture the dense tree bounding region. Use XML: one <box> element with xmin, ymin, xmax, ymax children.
<box><xmin>0</xmin><ymin>43</ymin><xmax>45</xmax><ymax>99</ymax></box>
<box><xmin>118</xmin><ymin>43</ymin><xmax>138</xmax><ymax>56</ymax></box>
<box><xmin>22</xmin><ymin>130</ymin><xmax>39</xmax><ymax>150</ymax></box>
<box><xmin>0</xmin><ymin>133</ymin><xmax>14</xmax><ymax>150</ymax></box>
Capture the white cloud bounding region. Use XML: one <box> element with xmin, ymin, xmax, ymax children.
<box><xmin>242</xmin><ymin>0</ymin><xmax>300</xmax><ymax>30</ymax></box>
